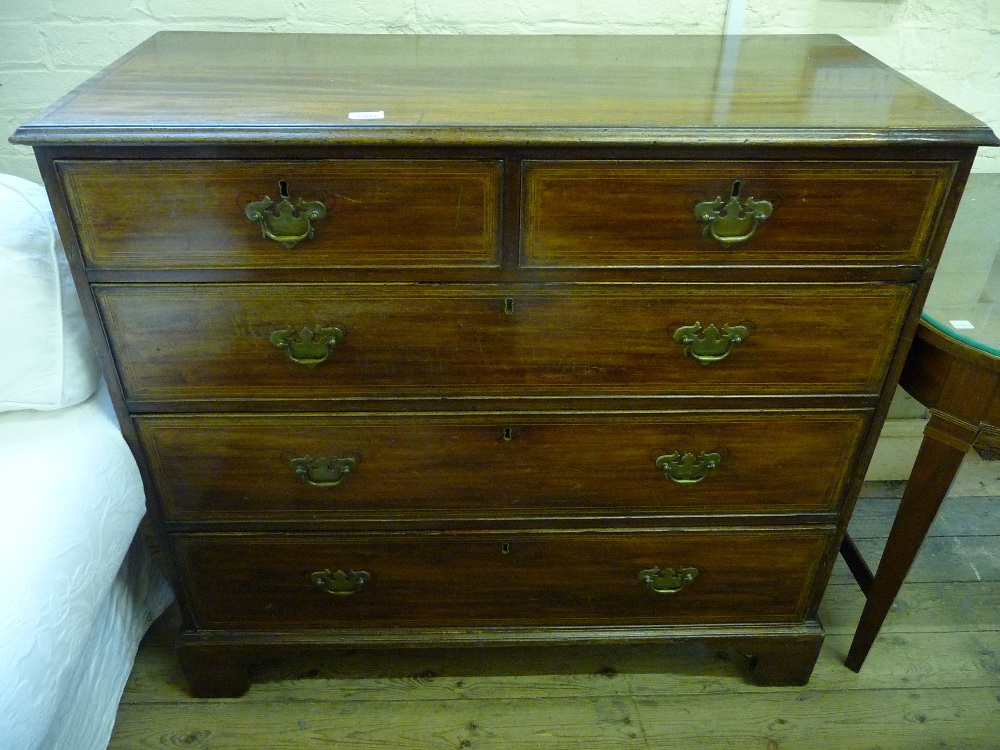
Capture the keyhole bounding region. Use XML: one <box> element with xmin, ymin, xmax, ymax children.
<box><xmin>503</xmin><ymin>427</ymin><xmax>514</xmax><ymax>442</ymax></box>
<box><xmin>501</xmin><ymin>543</ymin><xmax>511</xmax><ymax>555</ymax></box>
<box><xmin>730</xmin><ymin>180</ymin><xmax>743</xmax><ymax>198</ymax></box>
<box><xmin>278</xmin><ymin>180</ymin><xmax>290</xmax><ymax>198</ymax></box>
<box><xmin>504</xmin><ymin>297</ymin><xmax>515</xmax><ymax>315</ymax></box>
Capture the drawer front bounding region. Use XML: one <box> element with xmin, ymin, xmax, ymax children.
<box><xmin>173</xmin><ymin>529</ymin><xmax>832</xmax><ymax>628</ymax></box>
<box><xmin>522</xmin><ymin>160</ymin><xmax>954</xmax><ymax>267</ymax></box>
<box><xmin>59</xmin><ymin>160</ymin><xmax>502</xmax><ymax>269</ymax></box>
<box><xmin>97</xmin><ymin>283</ymin><xmax>910</xmax><ymax>402</ymax></box>
<box><xmin>139</xmin><ymin>411</ymin><xmax>867</xmax><ymax>522</ymax></box>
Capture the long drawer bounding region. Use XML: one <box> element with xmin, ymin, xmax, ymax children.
<box><xmin>138</xmin><ymin>411</ymin><xmax>868</xmax><ymax>522</ymax></box>
<box><xmin>522</xmin><ymin>160</ymin><xmax>954</xmax><ymax>267</ymax></box>
<box><xmin>59</xmin><ymin>159</ymin><xmax>503</xmax><ymax>269</ymax></box>
<box><xmin>172</xmin><ymin>528</ymin><xmax>833</xmax><ymax>629</ymax></box>
<box><xmin>97</xmin><ymin>283</ymin><xmax>910</xmax><ymax>402</ymax></box>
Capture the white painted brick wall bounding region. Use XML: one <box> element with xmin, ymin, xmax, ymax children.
<box><xmin>2</xmin><ymin>23</ymin><xmax>49</xmax><ymax>69</ymax></box>
<box><xmin>50</xmin><ymin>0</ymin><xmax>148</xmax><ymax>19</ymax></box>
<box><xmin>0</xmin><ymin>0</ymin><xmax>55</xmax><ymax>23</ymax></box>
<box><xmin>146</xmin><ymin>0</ymin><xmax>295</xmax><ymax>23</ymax></box>
<box><xmin>403</xmin><ymin>0</ymin><xmax>727</xmax><ymax>34</ymax></box>
<box><xmin>2</xmin><ymin>0</ymin><xmax>997</xmax><ymax>181</ymax></box>
<box><xmin>295</xmin><ymin>1</ymin><xmax>420</xmax><ymax>32</ymax></box>
<box><xmin>41</xmin><ymin>23</ymin><xmax>156</xmax><ymax>68</ymax></box>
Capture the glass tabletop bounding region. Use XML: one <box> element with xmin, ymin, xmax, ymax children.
<box><xmin>921</xmin><ymin>174</ymin><xmax>1000</xmax><ymax>357</ymax></box>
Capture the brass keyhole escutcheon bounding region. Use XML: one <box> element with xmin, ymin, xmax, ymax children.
<box><xmin>504</xmin><ymin>297</ymin><xmax>515</xmax><ymax>315</ymax></box>
<box><xmin>501</xmin><ymin>543</ymin><xmax>511</xmax><ymax>555</ymax></box>
<box><xmin>503</xmin><ymin>427</ymin><xmax>514</xmax><ymax>442</ymax></box>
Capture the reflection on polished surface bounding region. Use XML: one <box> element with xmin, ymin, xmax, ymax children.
<box><xmin>13</xmin><ymin>32</ymin><xmax>996</xmax><ymax>144</ymax></box>
<box><xmin>922</xmin><ymin>174</ymin><xmax>1000</xmax><ymax>354</ymax></box>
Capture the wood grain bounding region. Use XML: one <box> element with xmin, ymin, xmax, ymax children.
<box><xmin>109</xmin><ymin>695</ymin><xmax>647</xmax><ymax>749</ymax></box>
<box><xmin>839</xmin><ymin>496</ymin><xmax>1000</xmax><ymax>540</ymax></box>
<box><xmin>820</xmin><ymin>581</ymin><xmax>1000</xmax><ymax>634</ymax></box>
<box><xmin>633</xmin><ymin>688</ymin><xmax>1000</xmax><ymax>749</ymax></box>
<box><xmin>106</xmin><ymin>688</ymin><xmax>1000</xmax><ymax>749</ymax></box>
<box><xmin>96</xmin><ymin>282</ymin><xmax>911</xmax><ymax>402</ymax></box>
<box><xmin>13</xmin><ymin>33</ymin><xmax>998</xmax><ymax>147</ymax></box>
<box><xmin>60</xmin><ymin>159</ymin><xmax>502</xmax><ymax>270</ymax></box>
<box><xmin>172</xmin><ymin>528</ymin><xmax>831</xmax><ymax>628</ymax></box>
<box><xmin>522</xmin><ymin>160</ymin><xmax>954</xmax><ymax>267</ymax></box>
<box><xmin>137</xmin><ymin>410</ymin><xmax>867</xmax><ymax>521</ymax></box>
<box><xmin>830</xmin><ymin>534</ymin><xmax>1000</xmax><ymax>585</ymax></box>
<box><xmin>120</xmin><ymin>604</ymin><xmax>1000</xmax><ymax>702</ymax></box>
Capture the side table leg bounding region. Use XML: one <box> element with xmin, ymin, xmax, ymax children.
<box><xmin>844</xmin><ymin>416</ymin><xmax>970</xmax><ymax>672</ymax></box>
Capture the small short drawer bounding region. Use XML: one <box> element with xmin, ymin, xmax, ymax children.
<box><xmin>96</xmin><ymin>282</ymin><xmax>910</xmax><ymax>403</ymax></box>
<box><xmin>172</xmin><ymin>528</ymin><xmax>833</xmax><ymax>629</ymax></box>
<box><xmin>138</xmin><ymin>411</ymin><xmax>868</xmax><ymax>522</ymax></box>
<box><xmin>522</xmin><ymin>160</ymin><xmax>955</xmax><ymax>267</ymax></box>
<box><xmin>59</xmin><ymin>159</ymin><xmax>502</xmax><ymax>269</ymax></box>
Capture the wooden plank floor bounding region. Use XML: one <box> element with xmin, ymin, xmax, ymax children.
<box><xmin>109</xmin><ymin>455</ymin><xmax>1000</xmax><ymax>749</ymax></box>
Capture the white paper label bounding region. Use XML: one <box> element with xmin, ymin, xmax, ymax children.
<box><xmin>348</xmin><ymin>110</ymin><xmax>385</xmax><ymax>120</ymax></box>
<box><xmin>950</xmin><ymin>320</ymin><xmax>975</xmax><ymax>330</ymax></box>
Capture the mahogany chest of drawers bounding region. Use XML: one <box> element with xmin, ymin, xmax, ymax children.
<box><xmin>14</xmin><ymin>32</ymin><xmax>997</xmax><ymax>696</ymax></box>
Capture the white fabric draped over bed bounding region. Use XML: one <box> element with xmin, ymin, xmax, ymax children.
<box><xmin>0</xmin><ymin>386</ymin><xmax>173</xmax><ymax>750</ymax></box>
<box><xmin>0</xmin><ymin>173</ymin><xmax>173</xmax><ymax>750</ymax></box>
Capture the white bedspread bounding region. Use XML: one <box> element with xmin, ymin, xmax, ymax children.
<box><xmin>0</xmin><ymin>383</ymin><xmax>172</xmax><ymax>750</ymax></box>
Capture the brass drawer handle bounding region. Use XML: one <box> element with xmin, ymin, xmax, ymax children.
<box><xmin>245</xmin><ymin>181</ymin><xmax>327</xmax><ymax>248</ymax></box>
<box><xmin>291</xmin><ymin>455</ymin><xmax>358</xmax><ymax>487</ymax></box>
<box><xmin>673</xmin><ymin>322</ymin><xmax>748</xmax><ymax>364</ymax></box>
<box><xmin>656</xmin><ymin>451</ymin><xmax>721</xmax><ymax>484</ymax></box>
<box><xmin>639</xmin><ymin>566</ymin><xmax>699</xmax><ymax>594</ymax></box>
<box><xmin>311</xmin><ymin>569</ymin><xmax>370</xmax><ymax>596</ymax></box>
<box><xmin>271</xmin><ymin>325</ymin><xmax>345</xmax><ymax>367</ymax></box>
<box><xmin>694</xmin><ymin>180</ymin><xmax>772</xmax><ymax>246</ymax></box>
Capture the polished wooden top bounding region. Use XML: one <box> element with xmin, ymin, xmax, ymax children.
<box><xmin>12</xmin><ymin>32</ymin><xmax>998</xmax><ymax>147</ymax></box>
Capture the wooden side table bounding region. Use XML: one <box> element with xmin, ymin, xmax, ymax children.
<box><xmin>842</xmin><ymin>314</ymin><xmax>1000</xmax><ymax>671</ymax></box>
